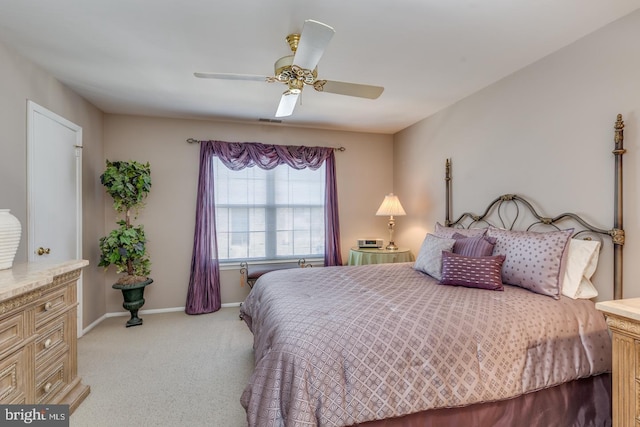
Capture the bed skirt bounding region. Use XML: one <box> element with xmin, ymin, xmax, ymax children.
<box><xmin>354</xmin><ymin>374</ymin><xmax>611</xmax><ymax>427</ymax></box>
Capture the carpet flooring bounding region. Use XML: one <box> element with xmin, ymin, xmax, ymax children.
<box><xmin>70</xmin><ymin>307</ymin><xmax>253</xmax><ymax>427</ymax></box>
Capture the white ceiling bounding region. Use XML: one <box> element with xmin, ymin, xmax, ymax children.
<box><xmin>0</xmin><ymin>1</ymin><xmax>638</xmax><ymax>134</ymax></box>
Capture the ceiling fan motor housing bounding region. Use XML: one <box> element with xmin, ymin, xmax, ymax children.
<box><xmin>274</xmin><ymin>55</ymin><xmax>317</xmax><ymax>92</ymax></box>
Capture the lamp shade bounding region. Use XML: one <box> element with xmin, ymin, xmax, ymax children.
<box><xmin>376</xmin><ymin>193</ymin><xmax>406</xmax><ymax>216</ymax></box>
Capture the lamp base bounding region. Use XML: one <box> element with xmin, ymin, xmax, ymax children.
<box><xmin>385</xmin><ymin>242</ymin><xmax>399</xmax><ymax>250</ymax></box>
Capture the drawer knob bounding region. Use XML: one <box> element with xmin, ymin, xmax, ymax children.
<box><xmin>43</xmin><ymin>382</ymin><xmax>52</xmax><ymax>393</ymax></box>
<box><xmin>44</xmin><ymin>338</ymin><xmax>52</xmax><ymax>349</ymax></box>
<box><xmin>44</xmin><ymin>302</ymin><xmax>53</xmax><ymax>311</ymax></box>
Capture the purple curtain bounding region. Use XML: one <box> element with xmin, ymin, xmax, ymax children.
<box><xmin>185</xmin><ymin>142</ymin><xmax>221</xmax><ymax>314</ymax></box>
<box><xmin>186</xmin><ymin>140</ymin><xmax>342</xmax><ymax>314</ymax></box>
<box><xmin>324</xmin><ymin>152</ymin><xmax>342</xmax><ymax>266</ymax></box>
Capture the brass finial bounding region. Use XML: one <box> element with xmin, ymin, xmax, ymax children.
<box><xmin>614</xmin><ymin>114</ymin><xmax>625</xmax><ymax>151</ymax></box>
<box><xmin>615</xmin><ymin>114</ymin><xmax>624</xmax><ymax>131</ymax></box>
<box><xmin>445</xmin><ymin>158</ymin><xmax>451</xmax><ymax>182</ymax></box>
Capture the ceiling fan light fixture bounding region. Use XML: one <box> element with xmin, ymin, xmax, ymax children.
<box><xmin>288</xmin><ymin>78</ymin><xmax>304</xmax><ymax>92</ymax></box>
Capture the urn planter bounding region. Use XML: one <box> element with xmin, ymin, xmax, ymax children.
<box><xmin>112</xmin><ymin>278</ymin><xmax>153</xmax><ymax>327</ymax></box>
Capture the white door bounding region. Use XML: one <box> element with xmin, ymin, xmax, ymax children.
<box><xmin>27</xmin><ymin>101</ymin><xmax>83</xmax><ymax>336</ymax></box>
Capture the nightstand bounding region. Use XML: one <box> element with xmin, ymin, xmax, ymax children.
<box><xmin>595</xmin><ymin>298</ymin><xmax>640</xmax><ymax>427</ymax></box>
<box><xmin>347</xmin><ymin>247</ymin><xmax>413</xmax><ymax>266</ymax></box>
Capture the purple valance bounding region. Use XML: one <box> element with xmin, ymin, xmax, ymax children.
<box><xmin>206</xmin><ymin>140</ymin><xmax>333</xmax><ymax>171</ymax></box>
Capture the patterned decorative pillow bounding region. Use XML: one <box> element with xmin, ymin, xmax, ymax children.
<box><xmin>486</xmin><ymin>226</ymin><xmax>573</xmax><ymax>299</ymax></box>
<box><xmin>434</xmin><ymin>222</ymin><xmax>487</xmax><ymax>239</ymax></box>
<box><xmin>451</xmin><ymin>232</ymin><xmax>496</xmax><ymax>257</ymax></box>
<box><xmin>413</xmin><ymin>233</ymin><xmax>456</xmax><ymax>280</ymax></box>
<box><xmin>440</xmin><ymin>251</ymin><xmax>506</xmax><ymax>291</ymax></box>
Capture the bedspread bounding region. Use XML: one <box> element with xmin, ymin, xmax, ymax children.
<box><xmin>239</xmin><ymin>263</ymin><xmax>611</xmax><ymax>427</ymax></box>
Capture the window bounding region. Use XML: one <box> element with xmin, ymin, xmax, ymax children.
<box><xmin>214</xmin><ymin>158</ymin><xmax>325</xmax><ymax>261</ymax></box>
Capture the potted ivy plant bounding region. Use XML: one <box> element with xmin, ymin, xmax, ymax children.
<box><xmin>98</xmin><ymin>160</ymin><xmax>152</xmax><ymax>327</ymax></box>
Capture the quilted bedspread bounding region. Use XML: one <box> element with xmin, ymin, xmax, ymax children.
<box><xmin>239</xmin><ymin>263</ymin><xmax>611</xmax><ymax>427</ymax></box>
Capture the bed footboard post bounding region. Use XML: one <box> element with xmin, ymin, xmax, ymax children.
<box><xmin>613</xmin><ymin>114</ymin><xmax>625</xmax><ymax>300</ymax></box>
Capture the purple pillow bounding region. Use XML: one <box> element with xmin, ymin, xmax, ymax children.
<box><xmin>451</xmin><ymin>232</ymin><xmax>496</xmax><ymax>257</ymax></box>
<box><xmin>486</xmin><ymin>226</ymin><xmax>572</xmax><ymax>299</ymax></box>
<box><xmin>440</xmin><ymin>251</ymin><xmax>506</xmax><ymax>291</ymax></box>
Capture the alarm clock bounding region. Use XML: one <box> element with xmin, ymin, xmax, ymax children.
<box><xmin>357</xmin><ymin>238</ymin><xmax>384</xmax><ymax>248</ymax></box>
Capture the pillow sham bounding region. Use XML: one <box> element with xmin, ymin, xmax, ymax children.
<box><xmin>440</xmin><ymin>251</ymin><xmax>506</xmax><ymax>291</ymax></box>
<box><xmin>486</xmin><ymin>226</ymin><xmax>572</xmax><ymax>299</ymax></box>
<box><xmin>451</xmin><ymin>232</ymin><xmax>496</xmax><ymax>257</ymax></box>
<box><xmin>434</xmin><ymin>222</ymin><xmax>487</xmax><ymax>239</ymax></box>
<box><xmin>413</xmin><ymin>233</ymin><xmax>456</xmax><ymax>280</ymax></box>
<box><xmin>562</xmin><ymin>239</ymin><xmax>601</xmax><ymax>299</ymax></box>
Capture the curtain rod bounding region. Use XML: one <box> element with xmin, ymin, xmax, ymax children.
<box><xmin>186</xmin><ymin>138</ymin><xmax>345</xmax><ymax>151</ymax></box>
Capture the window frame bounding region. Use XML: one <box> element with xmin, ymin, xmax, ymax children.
<box><xmin>213</xmin><ymin>159</ymin><xmax>326</xmax><ymax>264</ymax></box>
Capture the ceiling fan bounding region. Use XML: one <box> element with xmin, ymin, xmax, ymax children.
<box><xmin>194</xmin><ymin>19</ymin><xmax>384</xmax><ymax>118</ymax></box>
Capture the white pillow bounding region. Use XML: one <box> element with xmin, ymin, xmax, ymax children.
<box><xmin>561</xmin><ymin>239</ymin><xmax>601</xmax><ymax>299</ymax></box>
<box><xmin>413</xmin><ymin>234</ymin><xmax>456</xmax><ymax>280</ymax></box>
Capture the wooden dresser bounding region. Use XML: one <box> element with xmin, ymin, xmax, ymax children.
<box><xmin>596</xmin><ymin>298</ymin><xmax>640</xmax><ymax>427</ymax></box>
<box><xmin>0</xmin><ymin>260</ymin><xmax>90</xmax><ymax>412</ymax></box>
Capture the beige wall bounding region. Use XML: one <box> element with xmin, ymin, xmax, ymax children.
<box><xmin>394</xmin><ymin>10</ymin><xmax>640</xmax><ymax>302</ymax></box>
<box><xmin>0</xmin><ymin>40</ymin><xmax>106</xmax><ymax>327</ymax></box>
<box><xmin>103</xmin><ymin>115</ymin><xmax>394</xmax><ymax>311</ymax></box>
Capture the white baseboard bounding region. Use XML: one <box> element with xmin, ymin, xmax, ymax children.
<box><xmin>104</xmin><ymin>306</ymin><xmax>186</xmax><ymax>317</ymax></box>
<box><xmin>81</xmin><ymin>304</ymin><xmax>243</xmax><ymax>336</ymax></box>
<box><xmin>222</xmin><ymin>302</ymin><xmax>242</xmax><ymax>308</ymax></box>
<box><xmin>82</xmin><ymin>314</ymin><xmax>108</xmax><ymax>335</ymax></box>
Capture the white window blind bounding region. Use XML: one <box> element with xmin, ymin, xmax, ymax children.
<box><xmin>214</xmin><ymin>158</ymin><xmax>325</xmax><ymax>261</ymax></box>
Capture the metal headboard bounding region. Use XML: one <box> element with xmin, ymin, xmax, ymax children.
<box><xmin>444</xmin><ymin>114</ymin><xmax>626</xmax><ymax>299</ymax></box>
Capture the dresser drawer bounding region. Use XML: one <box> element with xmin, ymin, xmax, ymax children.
<box><xmin>35</xmin><ymin>287</ymin><xmax>73</xmax><ymax>330</ymax></box>
<box><xmin>0</xmin><ymin>347</ymin><xmax>28</xmax><ymax>403</ymax></box>
<box><xmin>35</xmin><ymin>315</ymin><xmax>69</xmax><ymax>366</ymax></box>
<box><xmin>0</xmin><ymin>312</ymin><xmax>26</xmax><ymax>359</ymax></box>
<box><xmin>36</xmin><ymin>354</ymin><xmax>68</xmax><ymax>404</ymax></box>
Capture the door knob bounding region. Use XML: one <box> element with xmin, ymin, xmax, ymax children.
<box><xmin>37</xmin><ymin>247</ymin><xmax>51</xmax><ymax>256</ymax></box>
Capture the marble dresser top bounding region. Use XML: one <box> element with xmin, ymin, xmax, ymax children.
<box><xmin>596</xmin><ymin>298</ymin><xmax>640</xmax><ymax>322</ymax></box>
<box><xmin>0</xmin><ymin>260</ymin><xmax>89</xmax><ymax>301</ymax></box>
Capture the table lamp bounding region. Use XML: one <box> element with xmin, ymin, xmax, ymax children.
<box><xmin>375</xmin><ymin>193</ymin><xmax>406</xmax><ymax>250</ymax></box>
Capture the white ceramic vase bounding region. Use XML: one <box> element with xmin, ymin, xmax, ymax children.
<box><xmin>0</xmin><ymin>209</ymin><xmax>21</xmax><ymax>270</ymax></box>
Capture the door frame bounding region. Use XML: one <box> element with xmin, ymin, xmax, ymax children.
<box><xmin>26</xmin><ymin>100</ymin><xmax>84</xmax><ymax>337</ymax></box>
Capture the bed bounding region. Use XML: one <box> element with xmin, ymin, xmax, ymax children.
<box><xmin>239</xmin><ymin>115</ymin><xmax>626</xmax><ymax>426</ymax></box>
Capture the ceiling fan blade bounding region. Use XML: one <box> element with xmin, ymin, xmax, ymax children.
<box><xmin>318</xmin><ymin>80</ymin><xmax>384</xmax><ymax>99</ymax></box>
<box><xmin>275</xmin><ymin>92</ymin><xmax>300</xmax><ymax>117</ymax></box>
<box><xmin>292</xmin><ymin>20</ymin><xmax>335</xmax><ymax>71</ymax></box>
<box><xmin>194</xmin><ymin>72</ymin><xmax>268</xmax><ymax>82</ymax></box>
